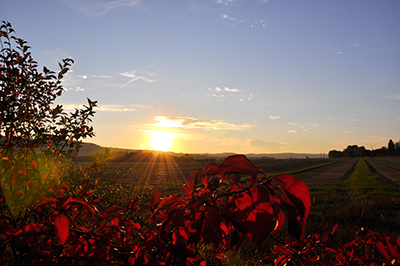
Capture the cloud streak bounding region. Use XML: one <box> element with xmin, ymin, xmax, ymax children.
<box><xmin>63</xmin><ymin>0</ymin><xmax>142</xmax><ymax>16</ymax></box>
<box><xmin>60</xmin><ymin>103</ymin><xmax>149</xmax><ymax>112</ymax></box>
<box><xmin>205</xmin><ymin>86</ymin><xmax>253</xmax><ymax>102</ymax></box>
<box><xmin>386</xmin><ymin>93</ymin><xmax>400</xmax><ymax>100</ymax></box>
<box><xmin>216</xmin><ymin>0</ymin><xmax>235</xmax><ymax>5</ymax></box>
<box><xmin>147</xmin><ymin>116</ymin><xmax>253</xmax><ymax>131</ymax></box>
<box><xmin>119</xmin><ymin>71</ymin><xmax>156</xmax><ymax>87</ymax></box>
<box><xmin>78</xmin><ymin>74</ymin><xmax>112</xmax><ymax>79</ymax></box>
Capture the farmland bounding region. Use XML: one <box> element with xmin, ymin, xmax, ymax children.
<box><xmin>78</xmin><ymin>155</ymin><xmax>400</xmax><ymax>240</ymax></box>
<box><xmin>78</xmin><ymin>155</ymin><xmax>339</xmax><ymax>194</ymax></box>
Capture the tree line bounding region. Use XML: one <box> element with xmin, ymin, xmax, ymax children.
<box><xmin>329</xmin><ymin>139</ymin><xmax>400</xmax><ymax>158</ymax></box>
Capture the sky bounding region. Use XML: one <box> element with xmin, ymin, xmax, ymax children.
<box><xmin>2</xmin><ymin>0</ymin><xmax>400</xmax><ymax>154</ymax></box>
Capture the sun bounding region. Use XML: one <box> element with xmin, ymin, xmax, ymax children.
<box><xmin>150</xmin><ymin>131</ymin><xmax>174</xmax><ymax>151</ymax></box>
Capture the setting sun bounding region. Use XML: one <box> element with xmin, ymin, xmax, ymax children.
<box><xmin>150</xmin><ymin>131</ymin><xmax>174</xmax><ymax>151</ymax></box>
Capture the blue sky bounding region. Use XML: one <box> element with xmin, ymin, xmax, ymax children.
<box><xmin>3</xmin><ymin>0</ymin><xmax>400</xmax><ymax>154</ymax></box>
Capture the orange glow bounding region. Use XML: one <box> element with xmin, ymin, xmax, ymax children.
<box><xmin>150</xmin><ymin>131</ymin><xmax>174</xmax><ymax>151</ymax></box>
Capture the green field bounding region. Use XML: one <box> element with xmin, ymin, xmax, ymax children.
<box><xmin>306</xmin><ymin>158</ymin><xmax>400</xmax><ymax>240</ymax></box>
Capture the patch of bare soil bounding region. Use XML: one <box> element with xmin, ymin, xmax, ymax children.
<box><xmin>252</xmin><ymin>158</ymin><xmax>334</xmax><ymax>175</ymax></box>
<box><xmin>364</xmin><ymin>158</ymin><xmax>400</xmax><ymax>182</ymax></box>
<box><xmin>291</xmin><ymin>158</ymin><xmax>359</xmax><ymax>182</ymax></box>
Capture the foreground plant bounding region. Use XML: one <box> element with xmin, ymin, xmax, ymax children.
<box><xmin>0</xmin><ymin>154</ymin><xmax>311</xmax><ymax>265</ymax></box>
<box><xmin>145</xmin><ymin>154</ymin><xmax>311</xmax><ymax>265</ymax></box>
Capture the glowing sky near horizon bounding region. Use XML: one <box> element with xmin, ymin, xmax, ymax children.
<box><xmin>2</xmin><ymin>0</ymin><xmax>400</xmax><ymax>154</ymax></box>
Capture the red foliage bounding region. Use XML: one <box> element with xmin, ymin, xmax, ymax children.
<box><xmin>1</xmin><ymin>154</ymin><xmax>400</xmax><ymax>265</ymax></box>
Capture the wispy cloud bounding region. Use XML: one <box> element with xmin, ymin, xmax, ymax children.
<box><xmin>302</xmin><ymin>124</ymin><xmax>320</xmax><ymax>132</ymax></box>
<box><xmin>216</xmin><ymin>0</ymin><xmax>235</xmax><ymax>5</ymax></box>
<box><xmin>286</xmin><ymin>121</ymin><xmax>319</xmax><ymax>133</ymax></box>
<box><xmin>205</xmin><ymin>87</ymin><xmax>252</xmax><ymax>102</ymax></box>
<box><xmin>386</xmin><ymin>93</ymin><xmax>400</xmax><ymax>100</ymax></box>
<box><xmin>62</xmin><ymin>71</ymin><xmax>115</xmax><ymax>92</ymax></box>
<box><xmin>63</xmin><ymin>0</ymin><xmax>142</xmax><ymax>16</ymax></box>
<box><xmin>60</xmin><ymin>103</ymin><xmax>148</xmax><ymax>112</ymax></box>
<box><xmin>65</xmin><ymin>86</ymin><xmax>85</xmax><ymax>92</ymax></box>
<box><xmin>78</xmin><ymin>74</ymin><xmax>112</xmax><ymax>79</ymax></box>
<box><xmin>269</xmin><ymin>115</ymin><xmax>281</xmax><ymax>120</ymax></box>
<box><xmin>251</xmin><ymin>19</ymin><xmax>269</xmax><ymax>28</ymax></box>
<box><xmin>62</xmin><ymin>70</ymin><xmax>87</xmax><ymax>92</ymax></box>
<box><xmin>351</xmin><ymin>119</ymin><xmax>358</xmax><ymax>122</ymax></box>
<box><xmin>221</xmin><ymin>14</ymin><xmax>236</xmax><ymax>21</ymax></box>
<box><xmin>343</xmin><ymin>131</ymin><xmax>351</xmax><ymax>134</ymax></box>
<box><xmin>146</xmin><ymin>116</ymin><xmax>253</xmax><ymax>131</ymax></box>
<box><xmin>224</xmin><ymin>87</ymin><xmax>241</xmax><ymax>92</ymax></box>
<box><xmin>119</xmin><ymin>70</ymin><xmax>156</xmax><ymax>87</ymax></box>
<box><xmin>209</xmin><ymin>87</ymin><xmax>241</xmax><ymax>92</ymax></box>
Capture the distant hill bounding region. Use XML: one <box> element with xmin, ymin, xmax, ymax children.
<box><xmin>77</xmin><ymin>142</ymin><xmax>325</xmax><ymax>160</ymax></box>
<box><xmin>77</xmin><ymin>142</ymin><xmax>106</xmax><ymax>156</ymax></box>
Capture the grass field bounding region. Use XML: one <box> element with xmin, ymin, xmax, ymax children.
<box><xmin>305</xmin><ymin>158</ymin><xmax>400</xmax><ymax>240</ymax></box>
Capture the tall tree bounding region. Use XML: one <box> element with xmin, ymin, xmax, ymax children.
<box><xmin>388</xmin><ymin>139</ymin><xmax>395</xmax><ymax>154</ymax></box>
<box><xmin>0</xmin><ymin>21</ymin><xmax>97</xmax><ymax>215</ymax></box>
<box><xmin>0</xmin><ymin>21</ymin><xmax>97</xmax><ymax>156</ymax></box>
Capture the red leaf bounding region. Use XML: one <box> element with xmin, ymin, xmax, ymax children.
<box><xmin>149</xmin><ymin>189</ymin><xmax>162</xmax><ymax>210</ymax></box>
<box><xmin>42</xmin><ymin>173</ymin><xmax>49</xmax><ymax>180</ymax></box>
<box><xmin>54</xmin><ymin>213</ymin><xmax>69</xmax><ymax>245</ymax></box>
<box><xmin>110</xmin><ymin>217</ymin><xmax>120</xmax><ymax>226</ymax></box>
<box><xmin>332</xmin><ymin>224</ymin><xmax>339</xmax><ymax>234</ymax></box>
<box><xmin>375</xmin><ymin>240</ymin><xmax>389</xmax><ymax>261</ymax></box>
<box><xmin>270</xmin><ymin>195</ymin><xmax>285</xmax><ymax>235</ymax></box>
<box><xmin>185</xmin><ymin>168</ymin><xmax>202</xmax><ymax>193</ymax></box>
<box><xmin>204</xmin><ymin>162</ymin><xmax>219</xmax><ymax>177</ymax></box>
<box><xmin>385</xmin><ymin>237</ymin><xmax>400</xmax><ymax>259</ymax></box>
<box><xmin>396</xmin><ymin>235</ymin><xmax>400</xmax><ymax>248</ymax></box>
<box><xmin>235</xmin><ymin>185</ymin><xmax>273</xmax><ymax>246</ymax></box>
<box><xmin>158</xmin><ymin>196</ymin><xmax>184</xmax><ymax>210</ymax></box>
<box><xmin>207</xmin><ymin>176</ymin><xmax>221</xmax><ymax>191</ymax></box>
<box><xmin>172</xmin><ymin>208</ymin><xmax>188</xmax><ymax>245</ymax></box>
<box><xmin>274</xmin><ymin>174</ymin><xmax>310</xmax><ymax>219</ymax></box>
<box><xmin>31</xmin><ymin>160</ymin><xmax>37</xmax><ymax>169</ymax></box>
<box><xmin>202</xmin><ymin>205</ymin><xmax>223</xmax><ymax>245</ymax></box>
<box><xmin>246</xmin><ymin>174</ymin><xmax>259</xmax><ymax>187</ymax></box>
<box><xmin>65</xmin><ymin>199</ymin><xmax>96</xmax><ymax>214</ymax></box>
<box><xmin>204</xmin><ymin>155</ymin><xmax>266</xmax><ymax>177</ymax></box>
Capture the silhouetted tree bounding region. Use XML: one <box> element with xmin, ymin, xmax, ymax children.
<box><xmin>388</xmin><ymin>139</ymin><xmax>395</xmax><ymax>155</ymax></box>
<box><xmin>328</xmin><ymin>150</ymin><xmax>343</xmax><ymax>158</ymax></box>
<box><xmin>0</xmin><ymin>21</ymin><xmax>97</xmax><ymax>156</ymax></box>
<box><xmin>395</xmin><ymin>140</ymin><xmax>400</xmax><ymax>156</ymax></box>
<box><xmin>342</xmin><ymin>145</ymin><xmax>368</xmax><ymax>157</ymax></box>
